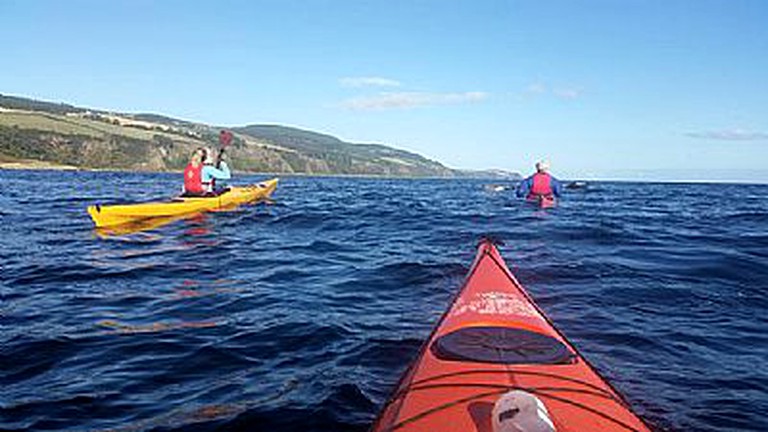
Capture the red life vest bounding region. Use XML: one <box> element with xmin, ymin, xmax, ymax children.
<box><xmin>183</xmin><ymin>163</ymin><xmax>204</xmax><ymax>194</ymax></box>
<box><xmin>528</xmin><ymin>172</ymin><xmax>553</xmax><ymax>198</ymax></box>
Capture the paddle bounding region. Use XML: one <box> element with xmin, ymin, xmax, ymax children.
<box><xmin>216</xmin><ymin>130</ymin><xmax>234</xmax><ymax>169</ymax></box>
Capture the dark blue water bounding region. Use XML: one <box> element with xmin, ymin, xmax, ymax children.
<box><xmin>2</xmin><ymin>170</ymin><xmax>767</xmax><ymax>432</ymax></box>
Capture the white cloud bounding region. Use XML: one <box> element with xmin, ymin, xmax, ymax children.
<box><xmin>339</xmin><ymin>91</ymin><xmax>488</xmax><ymax>111</ymax></box>
<box><xmin>522</xmin><ymin>83</ymin><xmax>583</xmax><ymax>100</ymax></box>
<box><xmin>339</xmin><ymin>77</ymin><xmax>402</xmax><ymax>88</ymax></box>
<box><xmin>686</xmin><ymin>129</ymin><xmax>768</xmax><ymax>141</ymax></box>
<box><xmin>553</xmin><ymin>87</ymin><xmax>582</xmax><ymax>100</ymax></box>
<box><xmin>524</xmin><ymin>83</ymin><xmax>547</xmax><ymax>95</ymax></box>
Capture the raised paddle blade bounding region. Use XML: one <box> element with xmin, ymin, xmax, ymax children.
<box><xmin>217</xmin><ymin>130</ymin><xmax>234</xmax><ymax>168</ymax></box>
<box><xmin>219</xmin><ymin>130</ymin><xmax>233</xmax><ymax>147</ymax></box>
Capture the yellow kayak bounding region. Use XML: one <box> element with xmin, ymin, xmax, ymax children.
<box><xmin>87</xmin><ymin>178</ymin><xmax>279</xmax><ymax>228</ymax></box>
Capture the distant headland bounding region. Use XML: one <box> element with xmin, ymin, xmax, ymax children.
<box><xmin>0</xmin><ymin>93</ymin><xmax>519</xmax><ymax>179</ymax></box>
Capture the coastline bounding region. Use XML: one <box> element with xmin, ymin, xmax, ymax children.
<box><xmin>0</xmin><ymin>159</ymin><xmax>515</xmax><ymax>180</ymax></box>
<box><xmin>0</xmin><ymin>159</ymin><xmax>81</xmax><ymax>171</ymax></box>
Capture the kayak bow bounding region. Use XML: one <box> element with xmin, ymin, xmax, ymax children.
<box><xmin>371</xmin><ymin>239</ymin><xmax>651</xmax><ymax>432</ymax></box>
<box><xmin>87</xmin><ymin>178</ymin><xmax>278</xmax><ymax>228</ymax></box>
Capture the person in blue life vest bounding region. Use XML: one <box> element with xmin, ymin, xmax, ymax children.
<box><xmin>516</xmin><ymin>160</ymin><xmax>562</xmax><ymax>200</ymax></box>
<box><xmin>182</xmin><ymin>147</ymin><xmax>231</xmax><ymax>196</ymax></box>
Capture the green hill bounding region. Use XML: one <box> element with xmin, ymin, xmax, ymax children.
<box><xmin>0</xmin><ymin>93</ymin><xmax>519</xmax><ymax>178</ymax></box>
<box><xmin>233</xmin><ymin>125</ymin><xmax>456</xmax><ymax>176</ymax></box>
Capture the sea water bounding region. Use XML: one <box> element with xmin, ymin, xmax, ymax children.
<box><xmin>2</xmin><ymin>170</ymin><xmax>767</xmax><ymax>431</ymax></box>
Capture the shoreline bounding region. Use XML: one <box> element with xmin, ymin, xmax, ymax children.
<box><xmin>0</xmin><ymin>160</ymin><xmax>514</xmax><ymax>180</ymax></box>
<box><xmin>0</xmin><ymin>160</ymin><xmax>81</xmax><ymax>171</ymax></box>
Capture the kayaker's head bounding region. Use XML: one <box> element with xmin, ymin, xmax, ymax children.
<box><xmin>202</xmin><ymin>147</ymin><xmax>214</xmax><ymax>165</ymax></box>
<box><xmin>190</xmin><ymin>147</ymin><xmax>206</xmax><ymax>167</ymax></box>
<box><xmin>535</xmin><ymin>160</ymin><xmax>550</xmax><ymax>173</ymax></box>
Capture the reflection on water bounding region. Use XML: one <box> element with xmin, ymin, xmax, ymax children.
<box><xmin>89</xmin><ymin>214</ymin><xmax>219</xmax><ymax>268</ymax></box>
<box><xmin>93</xmin><ymin>212</ymin><xmax>212</xmax><ymax>238</ymax></box>
<box><xmin>105</xmin><ymin>377</ymin><xmax>300</xmax><ymax>432</ymax></box>
<box><xmin>171</xmin><ymin>279</ymin><xmax>246</xmax><ymax>299</ymax></box>
<box><xmin>96</xmin><ymin>319</ymin><xmax>221</xmax><ymax>335</ymax></box>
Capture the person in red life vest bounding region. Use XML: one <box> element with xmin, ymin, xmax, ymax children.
<box><xmin>516</xmin><ymin>160</ymin><xmax>562</xmax><ymax>200</ymax></box>
<box><xmin>182</xmin><ymin>147</ymin><xmax>231</xmax><ymax>196</ymax></box>
<box><xmin>183</xmin><ymin>148</ymin><xmax>206</xmax><ymax>195</ymax></box>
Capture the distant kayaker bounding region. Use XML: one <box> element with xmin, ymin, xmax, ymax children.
<box><xmin>516</xmin><ymin>160</ymin><xmax>562</xmax><ymax>201</ymax></box>
<box><xmin>182</xmin><ymin>147</ymin><xmax>231</xmax><ymax>196</ymax></box>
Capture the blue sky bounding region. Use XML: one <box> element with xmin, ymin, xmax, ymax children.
<box><xmin>1</xmin><ymin>0</ymin><xmax>767</xmax><ymax>181</ymax></box>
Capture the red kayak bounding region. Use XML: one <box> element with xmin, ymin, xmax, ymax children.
<box><xmin>538</xmin><ymin>195</ymin><xmax>556</xmax><ymax>209</ymax></box>
<box><xmin>371</xmin><ymin>239</ymin><xmax>652</xmax><ymax>432</ymax></box>
<box><xmin>528</xmin><ymin>195</ymin><xmax>556</xmax><ymax>209</ymax></box>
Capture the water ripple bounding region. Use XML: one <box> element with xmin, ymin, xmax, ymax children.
<box><xmin>2</xmin><ymin>173</ymin><xmax>767</xmax><ymax>431</ymax></box>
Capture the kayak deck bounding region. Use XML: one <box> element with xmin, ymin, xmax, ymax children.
<box><xmin>371</xmin><ymin>239</ymin><xmax>651</xmax><ymax>432</ymax></box>
<box><xmin>87</xmin><ymin>178</ymin><xmax>278</xmax><ymax>228</ymax></box>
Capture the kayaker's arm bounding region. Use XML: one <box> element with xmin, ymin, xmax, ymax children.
<box><xmin>202</xmin><ymin>161</ymin><xmax>231</xmax><ymax>181</ymax></box>
<box><xmin>516</xmin><ymin>176</ymin><xmax>532</xmax><ymax>198</ymax></box>
<box><xmin>551</xmin><ymin>176</ymin><xmax>563</xmax><ymax>197</ymax></box>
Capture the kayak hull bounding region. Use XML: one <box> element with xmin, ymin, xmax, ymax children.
<box><xmin>538</xmin><ymin>195</ymin><xmax>556</xmax><ymax>208</ymax></box>
<box><xmin>371</xmin><ymin>240</ymin><xmax>651</xmax><ymax>432</ymax></box>
<box><xmin>87</xmin><ymin>178</ymin><xmax>278</xmax><ymax>228</ymax></box>
<box><xmin>527</xmin><ymin>195</ymin><xmax>556</xmax><ymax>208</ymax></box>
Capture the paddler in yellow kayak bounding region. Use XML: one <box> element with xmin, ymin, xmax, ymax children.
<box><xmin>183</xmin><ymin>130</ymin><xmax>234</xmax><ymax>197</ymax></box>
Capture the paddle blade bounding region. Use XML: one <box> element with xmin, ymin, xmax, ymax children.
<box><xmin>219</xmin><ymin>130</ymin><xmax>233</xmax><ymax>147</ymax></box>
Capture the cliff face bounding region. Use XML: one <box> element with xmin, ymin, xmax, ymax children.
<box><xmin>0</xmin><ymin>122</ymin><xmax>189</xmax><ymax>171</ymax></box>
<box><xmin>0</xmin><ymin>94</ymin><xmax>520</xmax><ymax>179</ymax></box>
